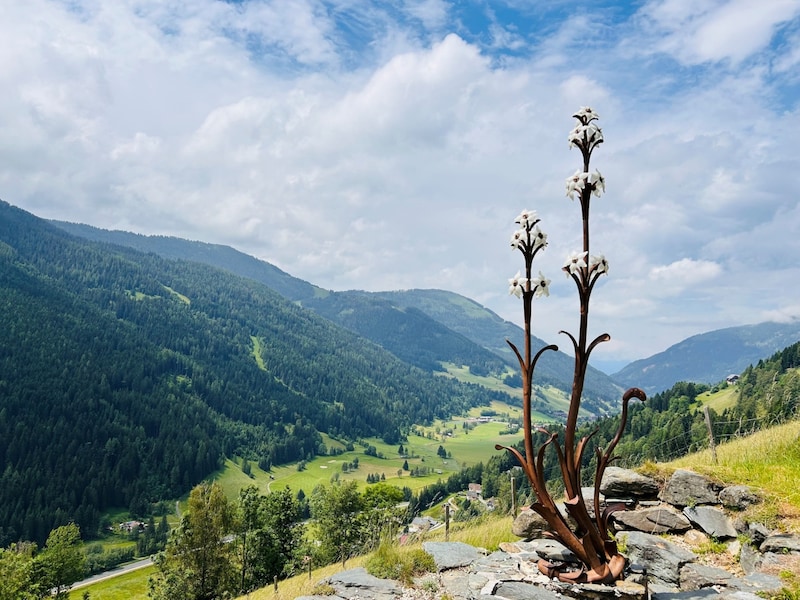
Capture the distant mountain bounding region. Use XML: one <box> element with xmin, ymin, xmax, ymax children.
<box><xmin>375</xmin><ymin>289</ymin><xmax>623</xmax><ymax>404</ymax></box>
<box><xmin>612</xmin><ymin>321</ymin><xmax>800</xmax><ymax>394</ymax></box>
<box><xmin>52</xmin><ymin>221</ymin><xmax>624</xmax><ymax>408</ymax></box>
<box><xmin>52</xmin><ymin>221</ymin><xmax>322</xmax><ymax>302</ymax></box>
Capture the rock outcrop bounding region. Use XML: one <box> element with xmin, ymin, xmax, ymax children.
<box><xmin>298</xmin><ymin>468</ymin><xmax>798</xmax><ymax>600</ymax></box>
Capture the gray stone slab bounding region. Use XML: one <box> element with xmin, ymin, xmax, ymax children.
<box><xmin>719</xmin><ymin>485</ymin><xmax>759</xmax><ymax>510</ymax></box>
<box><xmin>760</xmin><ymin>532</ymin><xmax>800</xmax><ymax>553</ymax></box>
<box><xmin>493</xmin><ymin>580</ymin><xmax>564</xmax><ymax>599</ymax></box>
<box><xmin>423</xmin><ymin>541</ymin><xmax>483</xmax><ymax>571</ymax></box>
<box><xmin>623</xmin><ymin>530</ymin><xmax>696</xmax><ymax>586</ymax></box>
<box><xmin>326</xmin><ymin>567</ymin><xmax>403</xmax><ymax>599</ymax></box>
<box><xmin>683</xmin><ymin>505</ymin><xmax>737</xmax><ymax>539</ymax></box>
<box><xmin>526</xmin><ymin>538</ymin><xmax>576</xmax><ymax>562</ymax></box>
<box><xmin>601</xmin><ymin>466</ymin><xmax>660</xmax><ymax>499</ymax></box>
<box><xmin>679</xmin><ymin>562</ymin><xmax>733</xmax><ymax>590</ymax></box>
<box><xmin>615</xmin><ymin>504</ymin><xmax>692</xmax><ymax>534</ymax></box>
<box><xmin>661</xmin><ymin>470</ymin><xmax>721</xmax><ymax>506</ymax></box>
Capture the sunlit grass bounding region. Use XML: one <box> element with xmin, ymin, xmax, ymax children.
<box><xmin>662</xmin><ymin>419</ymin><xmax>800</xmax><ymax>532</ymax></box>
<box><xmin>237</xmin><ymin>513</ymin><xmax>515</xmax><ymax>600</ymax></box>
<box><xmin>68</xmin><ymin>564</ymin><xmax>154</xmax><ymax>599</ymax></box>
<box><xmin>695</xmin><ymin>386</ymin><xmax>738</xmax><ymax>413</ymax></box>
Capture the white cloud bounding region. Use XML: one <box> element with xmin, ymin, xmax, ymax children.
<box><xmin>649</xmin><ymin>258</ymin><xmax>722</xmax><ymax>285</ymax></box>
<box><xmin>639</xmin><ymin>0</ymin><xmax>800</xmax><ymax>65</ymax></box>
<box><xmin>1</xmin><ymin>0</ymin><xmax>799</xmax><ymax>366</ymax></box>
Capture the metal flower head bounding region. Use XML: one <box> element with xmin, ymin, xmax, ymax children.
<box><xmin>565</xmin><ymin>171</ymin><xmax>588</xmax><ymax>200</ymax></box>
<box><xmin>515</xmin><ymin>209</ymin><xmax>539</xmax><ymax>229</ymax></box>
<box><xmin>573</xmin><ymin>106</ymin><xmax>599</xmax><ymax>123</ymax></box>
<box><xmin>563</xmin><ymin>250</ymin><xmax>588</xmax><ymax>276</ymax></box>
<box><xmin>591</xmin><ymin>254</ymin><xmax>609</xmax><ymax>275</ymax></box>
<box><xmin>531</xmin><ymin>271</ymin><xmax>551</xmax><ymax>297</ymax></box>
<box><xmin>508</xmin><ymin>271</ymin><xmax>527</xmax><ymax>298</ymax></box>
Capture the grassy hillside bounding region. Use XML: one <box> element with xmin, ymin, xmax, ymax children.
<box><xmin>211</xmin><ymin>413</ymin><xmax>525</xmax><ymax>498</ymax></box>
<box><xmin>664</xmin><ymin>418</ymin><xmax>800</xmax><ymax>532</ymax></box>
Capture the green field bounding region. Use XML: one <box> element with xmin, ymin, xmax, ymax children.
<box><xmin>696</xmin><ymin>385</ymin><xmax>739</xmax><ymax>413</ymax></box>
<box><xmin>244</xmin><ymin>414</ymin><xmax>525</xmax><ymax>497</ymax></box>
<box><xmin>69</xmin><ymin>565</ymin><xmax>154</xmax><ymax>600</ymax></box>
<box><xmin>72</xmin><ymin>412</ymin><xmax>524</xmax><ymax>599</ymax></box>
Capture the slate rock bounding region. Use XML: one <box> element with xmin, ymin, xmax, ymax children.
<box><xmin>719</xmin><ymin>485</ymin><xmax>759</xmax><ymax>510</ymax></box>
<box><xmin>601</xmin><ymin>466</ymin><xmax>660</xmax><ymax>499</ymax></box>
<box><xmin>324</xmin><ymin>567</ymin><xmax>404</xmax><ymax>600</ymax></box>
<box><xmin>739</xmin><ymin>542</ymin><xmax>762</xmax><ymax>575</ymax></box>
<box><xmin>422</xmin><ymin>541</ymin><xmax>483</xmax><ymax>571</ymax></box>
<box><xmin>527</xmin><ymin>538</ymin><xmax>577</xmax><ymax>563</ymax></box>
<box><xmin>493</xmin><ymin>580</ymin><xmax>564</xmax><ymax>599</ymax></box>
<box><xmin>652</xmin><ymin>591</ymin><xmax>761</xmax><ymax>599</ymax></box>
<box><xmin>679</xmin><ymin>562</ymin><xmax>733</xmax><ymax>590</ymax></box>
<box><xmin>730</xmin><ymin>572</ymin><xmax>784</xmax><ymax>594</ymax></box>
<box><xmin>614</xmin><ymin>504</ymin><xmax>692</xmax><ymax>534</ymax></box>
<box><xmin>512</xmin><ymin>508</ymin><xmax>548</xmax><ymax>539</ymax></box>
<box><xmin>472</xmin><ymin>550</ymin><xmax>524</xmax><ymax>581</ymax></box>
<box><xmin>746</xmin><ymin>522</ymin><xmax>770</xmax><ymax>546</ymax></box>
<box><xmin>661</xmin><ymin>470</ymin><xmax>722</xmax><ymax>506</ymax></box>
<box><xmin>622</xmin><ymin>530</ymin><xmax>697</xmax><ymax>586</ymax></box>
<box><xmin>440</xmin><ymin>568</ymin><xmax>480</xmax><ymax>599</ymax></box>
<box><xmin>683</xmin><ymin>506</ymin><xmax>737</xmax><ymax>539</ymax></box>
<box><xmin>760</xmin><ymin>533</ymin><xmax>800</xmax><ymax>553</ymax></box>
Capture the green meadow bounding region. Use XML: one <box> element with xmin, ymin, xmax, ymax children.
<box><xmin>696</xmin><ymin>385</ymin><xmax>739</xmax><ymax>413</ymax></box>
<box><xmin>68</xmin><ymin>565</ymin><xmax>155</xmax><ymax>600</ymax></box>
<box><xmin>214</xmin><ymin>407</ymin><xmax>526</xmax><ymax>498</ymax></box>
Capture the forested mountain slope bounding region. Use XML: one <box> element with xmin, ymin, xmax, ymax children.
<box><xmin>52</xmin><ymin>221</ymin><xmax>623</xmax><ymax>406</ymax></box>
<box><xmin>376</xmin><ymin>289</ymin><xmax>622</xmax><ymax>402</ymax></box>
<box><xmin>574</xmin><ymin>341</ymin><xmax>800</xmax><ymax>473</ymax></box>
<box><xmin>1</xmin><ymin>200</ymin><xmax>511</xmax><ymax>545</ymax></box>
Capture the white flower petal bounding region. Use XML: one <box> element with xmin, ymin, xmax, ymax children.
<box><xmin>563</xmin><ymin>251</ymin><xmax>588</xmax><ymax>275</ymax></box>
<box><xmin>508</xmin><ymin>271</ymin><xmax>528</xmax><ymax>298</ymax></box>
<box><xmin>514</xmin><ymin>209</ymin><xmax>538</xmax><ymax>228</ymax></box>
<box><xmin>531</xmin><ymin>271</ymin><xmax>551</xmax><ymax>298</ymax></box>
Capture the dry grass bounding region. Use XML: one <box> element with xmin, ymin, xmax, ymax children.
<box><xmin>658</xmin><ymin>419</ymin><xmax>800</xmax><ymax>533</ymax></box>
<box><xmin>237</xmin><ymin>514</ymin><xmax>516</xmax><ymax>600</ymax></box>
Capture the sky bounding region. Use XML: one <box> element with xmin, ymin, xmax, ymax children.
<box><xmin>2</xmin><ymin>0</ymin><xmax>800</xmax><ymax>373</ymax></box>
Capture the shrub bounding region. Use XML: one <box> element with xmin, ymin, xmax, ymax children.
<box><xmin>365</xmin><ymin>540</ymin><xmax>435</xmax><ymax>585</ymax></box>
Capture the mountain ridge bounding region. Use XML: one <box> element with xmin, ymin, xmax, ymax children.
<box><xmin>51</xmin><ymin>220</ymin><xmax>622</xmax><ymax>408</ymax></box>
<box><xmin>613</xmin><ymin>320</ymin><xmax>800</xmax><ymax>394</ymax></box>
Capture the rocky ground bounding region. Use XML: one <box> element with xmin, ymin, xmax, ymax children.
<box><xmin>298</xmin><ymin>468</ymin><xmax>800</xmax><ymax>600</ymax></box>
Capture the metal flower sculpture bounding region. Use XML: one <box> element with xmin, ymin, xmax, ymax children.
<box><xmin>496</xmin><ymin>107</ymin><xmax>646</xmax><ymax>584</ymax></box>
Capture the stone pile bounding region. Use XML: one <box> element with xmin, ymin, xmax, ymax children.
<box><xmin>297</xmin><ymin>468</ymin><xmax>800</xmax><ymax>600</ymax></box>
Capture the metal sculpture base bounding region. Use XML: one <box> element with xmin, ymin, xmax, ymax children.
<box><xmin>538</xmin><ymin>554</ymin><xmax>626</xmax><ymax>584</ymax></box>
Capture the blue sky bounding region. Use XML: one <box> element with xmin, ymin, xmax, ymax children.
<box><xmin>2</xmin><ymin>0</ymin><xmax>799</xmax><ymax>372</ymax></box>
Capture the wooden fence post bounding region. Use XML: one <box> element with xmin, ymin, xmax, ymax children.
<box><xmin>703</xmin><ymin>406</ymin><xmax>718</xmax><ymax>465</ymax></box>
<box><xmin>511</xmin><ymin>476</ymin><xmax>517</xmax><ymax>517</ymax></box>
